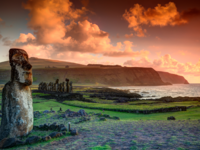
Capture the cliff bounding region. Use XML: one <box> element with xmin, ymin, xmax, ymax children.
<box><xmin>158</xmin><ymin>71</ymin><xmax>189</xmax><ymax>84</ymax></box>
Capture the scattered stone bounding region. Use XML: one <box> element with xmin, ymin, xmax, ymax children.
<box><xmin>100</xmin><ymin>117</ymin><xmax>107</xmax><ymax>121</ymax></box>
<box><xmin>34</xmin><ymin>111</ymin><xmax>41</xmax><ymax>118</ymax></box>
<box><xmin>43</xmin><ymin>110</ymin><xmax>50</xmax><ymax>113</ymax></box>
<box><xmin>95</xmin><ymin>113</ymin><xmax>103</xmax><ymax>116</ymax></box>
<box><xmin>113</xmin><ymin>116</ymin><xmax>120</xmax><ymax>120</ymax></box>
<box><xmin>70</xmin><ymin>129</ymin><xmax>78</xmax><ymax>135</ymax></box>
<box><xmin>15</xmin><ymin>140</ymin><xmax>25</xmax><ymax>146</ymax></box>
<box><xmin>42</xmin><ymin>136</ymin><xmax>51</xmax><ymax>141</ymax></box>
<box><xmin>49</xmin><ymin>132</ymin><xmax>61</xmax><ymax>138</ymax></box>
<box><xmin>167</xmin><ymin>116</ymin><xmax>176</xmax><ymax>120</ymax></box>
<box><xmin>26</xmin><ymin>136</ymin><xmax>41</xmax><ymax>144</ymax></box>
<box><xmin>62</xmin><ymin>131</ymin><xmax>67</xmax><ymax>135</ymax></box>
<box><xmin>103</xmin><ymin>114</ymin><xmax>110</xmax><ymax>118</ymax></box>
<box><xmin>50</xmin><ymin>122</ymin><xmax>58</xmax><ymax>130</ymax></box>
<box><xmin>50</xmin><ymin>110</ymin><xmax>56</xmax><ymax>113</ymax></box>
<box><xmin>78</xmin><ymin>109</ymin><xmax>87</xmax><ymax>116</ymax></box>
<box><xmin>65</xmin><ymin>109</ymin><xmax>71</xmax><ymax>113</ymax></box>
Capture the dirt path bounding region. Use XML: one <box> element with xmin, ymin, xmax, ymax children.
<box><xmin>27</xmin><ymin>120</ymin><xmax>200</xmax><ymax>150</ymax></box>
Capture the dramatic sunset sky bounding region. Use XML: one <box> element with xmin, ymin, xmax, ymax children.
<box><xmin>0</xmin><ymin>0</ymin><xmax>200</xmax><ymax>83</ymax></box>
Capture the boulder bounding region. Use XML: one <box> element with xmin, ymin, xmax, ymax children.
<box><xmin>167</xmin><ymin>116</ymin><xmax>176</xmax><ymax>120</ymax></box>
<box><xmin>50</xmin><ymin>122</ymin><xmax>58</xmax><ymax>130</ymax></box>
<box><xmin>26</xmin><ymin>136</ymin><xmax>41</xmax><ymax>144</ymax></box>
<box><xmin>0</xmin><ymin>138</ymin><xmax>17</xmax><ymax>148</ymax></box>
<box><xmin>70</xmin><ymin>129</ymin><xmax>78</xmax><ymax>135</ymax></box>
<box><xmin>42</xmin><ymin>136</ymin><xmax>51</xmax><ymax>141</ymax></box>
<box><xmin>49</xmin><ymin>132</ymin><xmax>61</xmax><ymax>138</ymax></box>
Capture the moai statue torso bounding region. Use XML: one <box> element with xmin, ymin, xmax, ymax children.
<box><xmin>65</xmin><ymin>78</ymin><xmax>69</xmax><ymax>93</ymax></box>
<box><xmin>55</xmin><ymin>79</ymin><xmax>59</xmax><ymax>91</ymax></box>
<box><xmin>69</xmin><ymin>81</ymin><xmax>73</xmax><ymax>93</ymax></box>
<box><xmin>0</xmin><ymin>48</ymin><xmax>33</xmax><ymax>140</ymax></box>
<box><xmin>62</xmin><ymin>82</ymin><xmax>65</xmax><ymax>92</ymax></box>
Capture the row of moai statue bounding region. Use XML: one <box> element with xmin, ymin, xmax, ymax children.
<box><xmin>38</xmin><ymin>78</ymin><xmax>73</xmax><ymax>93</ymax></box>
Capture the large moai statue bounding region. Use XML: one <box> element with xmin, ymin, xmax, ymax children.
<box><xmin>0</xmin><ymin>48</ymin><xmax>33</xmax><ymax>140</ymax></box>
<box><xmin>69</xmin><ymin>81</ymin><xmax>73</xmax><ymax>93</ymax></box>
<box><xmin>66</xmin><ymin>78</ymin><xmax>69</xmax><ymax>93</ymax></box>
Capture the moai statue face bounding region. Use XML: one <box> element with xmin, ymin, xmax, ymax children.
<box><xmin>9</xmin><ymin>48</ymin><xmax>33</xmax><ymax>86</ymax></box>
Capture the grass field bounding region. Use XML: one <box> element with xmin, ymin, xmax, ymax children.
<box><xmin>1</xmin><ymin>88</ymin><xmax>200</xmax><ymax>149</ymax></box>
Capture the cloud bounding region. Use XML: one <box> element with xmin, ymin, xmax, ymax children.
<box><xmin>124</xmin><ymin>54</ymin><xmax>200</xmax><ymax>76</ymax></box>
<box><xmin>125</xmin><ymin>33</ymin><xmax>134</xmax><ymax>38</ymax></box>
<box><xmin>2</xmin><ymin>37</ymin><xmax>12</xmax><ymax>46</ymax></box>
<box><xmin>123</xmin><ymin>2</ymin><xmax>189</xmax><ymax>37</ymax></box>
<box><xmin>22</xmin><ymin>0</ymin><xmax>87</xmax><ymax>44</ymax></box>
<box><xmin>11</xmin><ymin>0</ymin><xmax>149</xmax><ymax>59</ymax></box>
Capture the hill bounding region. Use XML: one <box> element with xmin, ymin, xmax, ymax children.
<box><xmin>0</xmin><ymin>57</ymin><xmax>86</xmax><ymax>69</ymax></box>
<box><xmin>0</xmin><ymin>57</ymin><xmax>189</xmax><ymax>85</ymax></box>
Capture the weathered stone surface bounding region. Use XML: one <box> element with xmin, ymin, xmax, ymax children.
<box><xmin>0</xmin><ymin>48</ymin><xmax>33</xmax><ymax>141</ymax></box>
<box><xmin>26</xmin><ymin>136</ymin><xmax>41</xmax><ymax>144</ymax></box>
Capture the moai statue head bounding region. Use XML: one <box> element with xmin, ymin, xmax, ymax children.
<box><xmin>9</xmin><ymin>48</ymin><xmax>33</xmax><ymax>86</ymax></box>
<box><xmin>65</xmin><ymin>78</ymin><xmax>69</xmax><ymax>82</ymax></box>
<box><xmin>56</xmin><ymin>79</ymin><xmax>59</xmax><ymax>84</ymax></box>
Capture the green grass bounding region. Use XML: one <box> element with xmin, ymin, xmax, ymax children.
<box><xmin>63</xmin><ymin>100</ymin><xmax>200</xmax><ymax>111</ymax></box>
<box><xmin>32</xmin><ymin>93</ymin><xmax>50</xmax><ymax>96</ymax></box>
<box><xmin>89</xmin><ymin>145</ymin><xmax>112</xmax><ymax>150</ymax></box>
<box><xmin>32</xmin><ymin>99</ymin><xmax>200</xmax><ymax>120</ymax></box>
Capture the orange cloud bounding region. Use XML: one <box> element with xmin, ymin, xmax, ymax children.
<box><xmin>22</xmin><ymin>0</ymin><xmax>87</xmax><ymax>44</ymax></box>
<box><xmin>125</xmin><ymin>33</ymin><xmax>134</xmax><ymax>38</ymax></box>
<box><xmin>123</xmin><ymin>2</ymin><xmax>188</xmax><ymax>37</ymax></box>
<box><xmin>15</xmin><ymin>33</ymin><xmax>36</xmax><ymax>43</ymax></box>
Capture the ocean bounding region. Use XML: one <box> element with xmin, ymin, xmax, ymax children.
<box><xmin>110</xmin><ymin>84</ymin><xmax>200</xmax><ymax>99</ymax></box>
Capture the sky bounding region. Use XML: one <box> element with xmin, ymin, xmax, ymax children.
<box><xmin>0</xmin><ymin>0</ymin><xmax>200</xmax><ymax>83</ymax></box>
